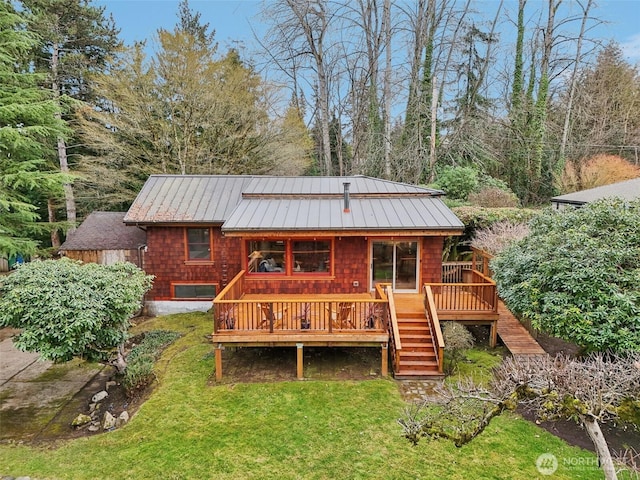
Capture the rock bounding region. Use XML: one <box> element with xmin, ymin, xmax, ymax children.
<box><xmin>116</xmin><ymin>411</ymin><xmax>130</xmax><ymax>427</ymax></box>
<box><xmin>88</xmin><ymin>423</ymin><xmax>100</xmax><ymax>432</ymax></box>
<box><xmin>71</xmin><ymin>414</ymin><xmax>92</xmax><ymax>428</ymax></box>
<box><xmin>88</xmin><ymin>402</ymin><xmax>97</xmax><ymax>413</ymax></box>
<box><xmin>92</xmin><ymin>390</ymin><xmax>108</xmax><ymax>403</ymax></box>
<box><xmin>102</xmin><ymin>411</ymin><xmax>116</xmax><ymax>430</ymax></box>
<box><xmin>105</xmin><ymin>381</ymin><xmax>117</xmax><ymax>391</ymax></box>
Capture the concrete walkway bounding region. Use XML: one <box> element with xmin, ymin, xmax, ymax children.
<box><xmin>0</xmin><ymin>330</ymin><xmax>104</xmax><ymax>442</ymax></box>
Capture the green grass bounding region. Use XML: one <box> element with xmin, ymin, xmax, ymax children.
<box><xmin>446</xmin><ymin>347</ymin><xmax>507</xmax><ymax>387</ymax></box>
<box><xmin>0</xmin><ymin>312</ymin><xmax>603</xmax><ymax>479</ymax></box>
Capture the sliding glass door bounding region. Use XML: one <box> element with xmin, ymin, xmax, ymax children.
<box><xmin>371</xmin><ymin>240</ymin><xmax>419</xmax><ymax>292</ymax></box>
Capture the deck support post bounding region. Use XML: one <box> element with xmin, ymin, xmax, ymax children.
<box><xmin>215</xmin><ymin>344</ymin><xmax>224</xmax><ymax>381</ymax></box>
<box><xmin>296</xmin><ymin>343</ymin><xmax>304</xmax><ymax>380</ymax></box>
<box><xmin>490</xmin><ymin>322</ymin><xmax>497</xmax><ymax>348</ymax></box>
<box><xmin>381</xmin><ymin>343</ymin><xmax>388</xmax><ymax>376</ymax></box>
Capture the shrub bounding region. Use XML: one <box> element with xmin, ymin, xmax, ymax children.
<box><xmin>468</xmin><ymin>187</ymin><xmax>520</xmax><ymax>208</ymax></box>
<box><xmin>123</xmin><ymin>330</ymin><xmax>181</xmax><ymax>397</ymax></box>
<box><xmin>0</xmin><ymin>259</ymin><xmax>153</xmax><ymax>371</ymax></box>
<box><xmin>556</xmin><ymin>154</ymin><xmax>640</xmax><ymax>193</ymax></box>
<box><xmin>491</xmin><ymin>198</ymin><xmax>640</xmax><ymax>353</ymax></box>
<box><xmin>431</xmin><ymin>166</ymin><xmax>478</xmax><ymax>200</ymax></box>
<box><xmin>471</xmin><ymin>221</ymin><xmax>530</xmax><ymax>256</ymax></box>
<box><xmin>451</xmin><ymin>206</ymin><xmax>539</xmax><ymax>231</ymax></box>
<box><xmin>442</xmin><ymin>322</ymin><xmax>475</xmax><ymax>375</ymax></box>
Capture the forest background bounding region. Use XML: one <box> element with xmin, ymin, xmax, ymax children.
<box><xmin>2</xmin><ymin>0</ymin><xmax>639</xmax><ymax>256</ymax></box>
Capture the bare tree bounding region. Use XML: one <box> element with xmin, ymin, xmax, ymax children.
<box><xmin>263</xmin><ymin>0</ymin><xmax>335</xmax><ymax>175</ymax></box>
<box><xmin>558</xmin><ymin>0</ymin><xmax>595</xmax><ymax>164</ymax></box>
<box><xmin>399</xmin><ymin>354</ymin><xmax>640</xmax><ymax>480</ymax></box>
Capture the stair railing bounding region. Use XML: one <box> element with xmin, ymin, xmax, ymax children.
<box><xmin>380</xmin><ymin>283</ymin><xmax>402</xmax><ymax>373</ymax></box>
<box><xmin>423</xmin><ymin>285</ymin><xmax>444</xmax><ymax>374</ymax></box>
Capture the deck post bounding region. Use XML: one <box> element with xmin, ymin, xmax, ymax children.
<box><xmin>490</xmin><ymin>321</ymin><xmax>497</xmax><ymax>348</ymax></box>
<box><xmin>296</xmin><ymin>343</ymin><xmax>304</xmax><ymax>380</ymax></box>
<box><xmin>381</xmin><ymin>343</ymin><xmax>388</xmax><ymax>376</ymax></box>
<box><xmin>215</xmin><ymin>344</ymin><xmax>224</xmax><ymax>381</ymax></box>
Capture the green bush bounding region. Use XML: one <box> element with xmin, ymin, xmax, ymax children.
<box><xmin>492</xmin><ymin>199</ymin><xmax>640</xmax><ymax>353</ymax></box>
<box><xmin>431</xmin><ymin>166</ymin><xmax>478</xmax><ymax>200</ymax></box>
<box><xmin>123</xmin><ymin>330</ymin><xmax>181</xmax><ymax>396</ymax></box>
<box><xmin>0</xmin><ymin>259</ymin><xmax>153</xmax><ymax>365</ymax></box>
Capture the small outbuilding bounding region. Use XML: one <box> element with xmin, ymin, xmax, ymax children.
<box><xmin>59</xmin><ymin>211</ymin><xmax>147</xmax><ymax>267</ymax></box>
<box><xmin>551</xmin><ymin>177</ymin><xmax>640</xmax><ymax>210</ymax></box>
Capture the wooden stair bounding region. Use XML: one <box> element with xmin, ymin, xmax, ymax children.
<box><xmin>394</xmin><ymin>309</ymin><xmax>442</xmax><ymax>379</ymax></box>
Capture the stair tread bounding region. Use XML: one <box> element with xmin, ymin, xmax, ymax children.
<box><xmin>399</xmin><ymin>360</ymin><xmax>439</xmax><ymax>366</ymax></box>
<box><xmin>399</xmin><ymin>350</ymin><xmax>436</xmax><ymax>356</ymax></box>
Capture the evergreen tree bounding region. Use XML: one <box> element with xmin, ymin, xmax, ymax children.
<box><xmin>0</xmin><ymin>3</ymin><xmax>66</xmax><ymax>256</ymax></box>
<box><xmin>20</xmin><ymin>0</ymin><xmax>120</xmax><ymax>240</ymax></box>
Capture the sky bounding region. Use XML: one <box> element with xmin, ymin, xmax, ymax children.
<box><xmin>96</xmin><ymin>0</ymin><xmax>640</xmax><ymax>64</ymax></box>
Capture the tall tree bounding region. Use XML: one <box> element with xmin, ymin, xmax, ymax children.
<box><xmin>0</xmin><ymin>3</ymin><xmax>66</xmax><ymax>256</ymax></box>
<box><xmin>553</xmin><ymin>43</ymin><xmax>640</xmax><ymax>170</ymax></box>
<box><xmin>76</xmin><ymin>1</ymin><xmax>295</xmax><ymax>209</ymax></box>
<box><xmin>20</xmin><ymin>0</ymin><xmax>120</xmax><ymax>241</ymax></box>
<box><xmin>263</xmin><ymin>0</ymin><xmax>334</xmax><ymax>175</ymax></box>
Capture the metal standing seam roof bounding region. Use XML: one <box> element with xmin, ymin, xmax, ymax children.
<box><xmin>59</xmin><ymin>212</ymin><xmax>147</xmax><ymax>251</ymax></box>
<box><xmin>221</xmin><ymin>197</ymin><xmax>463</xmax><ymax>231</ymax></box>
<box><xmin>123</xmin><ymin>175</ymin><xmax>254</xmax><ymax>224</ymax></box>
<box><xmin>551</xmin><ymin>177</ymin><xmax>640</xmax><ymax>205</ymax></box>
<box><xmin>123</xmin><ymin>174</ymin><xmax>463</xmax><ymax>231</ymax></box>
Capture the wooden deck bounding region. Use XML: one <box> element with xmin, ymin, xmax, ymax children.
<box><xmin>394</xmin><ymin>294</ymin><xmax>544</xmax><ymax>357</ymax></box>
<box><xmin>496</xmin><ymin>300</ymin><xmax>546</xmax><ymax>355</ymax></box>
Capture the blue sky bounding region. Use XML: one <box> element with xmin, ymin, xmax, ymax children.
<box><xmin>97</xmin><ymin>0</ymin><xmax>640</xmax><ymax>63</ymax></box>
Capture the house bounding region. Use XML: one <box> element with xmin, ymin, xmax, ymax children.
<box><xmin>58</xmin><ymin>211</ymin><xmax>147</xmax><ymax>267</ymax></box>
<box><xmin>125</xmin><ymin>175</ymin><xmax>501</xmax><ymax>379</ymax></box>
<box><xmin>124</xmin><ymin>175</ymin><xmax>464</xmax><ymax>313</ymax></box>
<box><xmin>551</xmin><ymin>177</ymin><xmax>640</xmax><ymax>210</ymax></box>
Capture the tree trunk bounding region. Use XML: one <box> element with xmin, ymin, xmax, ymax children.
<box><xmin>382</xmin><ymin>0</ymin><xmax>392</xmax><ymax>177</ymax></box>
<box><xmin>47</xmin><ymin>198</ymin><xmax>60</xmax><ymax>248</ymax></box>
<box><xmin>582</xmin><ymin>416</ymin><xmax>617</xmax><ymax>480</ymax></box>
<box><xmin>114</xmin><ymin>343</ymin><xmax>128</xmax><ymax>374</ymax></box>
<box><xmin>428</xmin><ymin>82</ymin><xmax>438</xmax><ymax>182</ymax></box>
<box><xmin>559</xmin><ymin>0</ymin><xmax>593</xmax><ymax>165</ymax></box>
<box><xmin>51</xmin><ymin>42</ymin><xmax>77</xmax><ymax>233</ymax></box>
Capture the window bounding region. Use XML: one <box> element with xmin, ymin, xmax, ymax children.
<box><xmin>247</xmin><ymin>239</ymin><xmax>332</xmax><ymax>275</ymax></box>
<box><xmin>173</xmin><ymin>283</ymin><xmax>217</xmax><ymax>299</ymax></box>
<box><xmin>292</xmin><ymin>240</ymin><xmax>330</xmax><ymax>273</ymax></box>
<box><xmin>247</xmin><ymin>240</ymin><xmax>286</xmax><ymax>273</ymax></box>
<box><xmin>186</xmin><ymin>228</ymin><xmax>211</xmax><ymax>261</ymax></box>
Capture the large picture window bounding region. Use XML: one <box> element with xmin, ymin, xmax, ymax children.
<box><xmin>186</xmin><ymin>228</ymin><xmax>212</xmax><ymax>261</ymax></box>
<box><xmin>247</xmin><ymin>239</ymin><xmax>332</xmax><ymax>275</ymax></box>
<box><xmin>292</xmin><ymin>240</ymin><xmax>330</xmax><ymax>273</ymax></box>
<box><xmin>247</xmin><ymin>240</ymin><xmax>286</xmax><ymax>273</ymax></box>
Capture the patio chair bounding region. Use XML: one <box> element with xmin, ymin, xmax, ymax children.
<box><xmin>258</xmin><ymin>303</ymin><xmax>288</xmax><ymax>329</ymax></box>
<box><xmin>326</xmin><ymin>302</ymin><xmax>355</xmax><ymax>329</ymax></box>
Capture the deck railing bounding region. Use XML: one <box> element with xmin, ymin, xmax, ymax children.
<box><xmin>423</xmin><ymin>285</ymin><xmax>444</xmax><ymax>373</ymax></box>
<box><xmin>212</xmin><ymin>270</ymin><xmax>246</xmax><ymax>333</ymax></box>
<box><xmin>442</xmin><ymin>261</ymin><xmax>473</xmax><ymax>283</ymax></box>
<box><xmin>425</xmin><ymin>270</ymin><xmax>498</xmax><ymax>314</ymax></box>
<box><xmin>213</xmin><ymin>296</ymin><xmax>388</xmax><ymax>334</ymax></box>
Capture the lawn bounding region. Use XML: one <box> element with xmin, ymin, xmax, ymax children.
<box><xmin>0</xmin><ymin>312</ymin><xmax>604</xmax><ymax>479</ymax></box>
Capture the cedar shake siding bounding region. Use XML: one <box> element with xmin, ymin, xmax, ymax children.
<box><xmin>145</xmin><ymin>230</ymin><xmax>446</xmax><ymax>300</ymax></box>
<box><xmin>144</xmin><ymin>226</ymin><xmax>242</xmax><ymax>301</ymax></box>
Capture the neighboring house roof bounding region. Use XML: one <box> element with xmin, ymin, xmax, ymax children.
<box><xmin>551</xmin><ymin>177</ymin><xmax>640</xmax><ymax>206</ymax></box>
<box><xmin>59</xmin><ymin>212</ymin><xmax>147</xmax><ymax>251</ymax></box>
<box><xmin>124</xmin><ymin>175</ymin><xmax>463</xmax><ymax>232</ymax></box>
